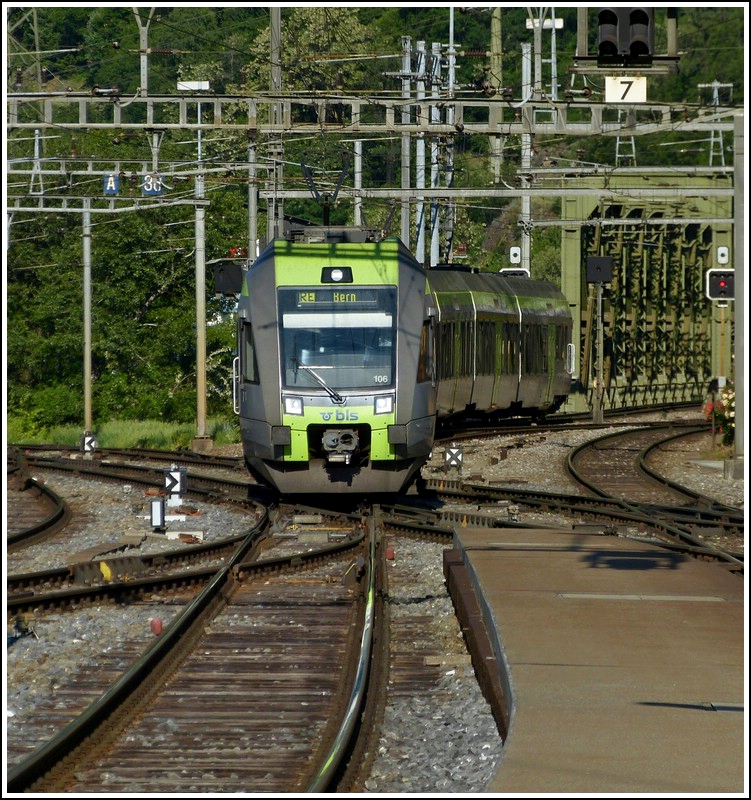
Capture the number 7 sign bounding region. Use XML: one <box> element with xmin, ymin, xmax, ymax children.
<box><xmin>605</xmin><ymin>76</ymin><xmax>647</xmax><ymax>103</ymax></box>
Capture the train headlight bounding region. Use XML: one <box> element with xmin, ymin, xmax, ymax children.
<box><xmin>374</xmin><ymin>394</ymin><xmax>394</xmax><ymax>415</ymax></box>
<box><xmin>284</xmin><ymin>396</ymin><xmax>304</xmax><ymax>416</ymax></box>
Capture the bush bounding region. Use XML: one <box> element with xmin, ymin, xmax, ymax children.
<box><xmin>704</xmin><ymin>381</ymin><xmax>735</xmax><ymax>446</ymax></box>
<box><xmin>11</xmin><ymin>384</ymin><xmax>83</xmax><ymax>433</ymax></box>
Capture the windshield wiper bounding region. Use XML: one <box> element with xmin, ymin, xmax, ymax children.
<box><xmin>291</xmin><ymin>357</ymin><xmax>344</xmax><ymax>404</ymax></box>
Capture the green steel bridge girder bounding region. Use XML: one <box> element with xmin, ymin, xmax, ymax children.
<box><xmin>559</xmin><ymin>171</ymin><xmax>734</xmax><ymax>413</ymax></box>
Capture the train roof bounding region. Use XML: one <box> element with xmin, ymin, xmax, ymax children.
<box><xmin>425</xmin><ymin>267</ymin><xmax>564</xmax><ymax>299</ymax></box>
<box><xmin>251</xmin><ymin>235</ymin><xmax>423</xmax><ymax>269</ymax></box>
<box><xmin>286</xmin><ymin>224</ymin><xmax>382</xmax><ymax>244</ymax></box>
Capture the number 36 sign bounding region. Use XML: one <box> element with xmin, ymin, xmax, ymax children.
<box><xmin>142</xmin><ymin>174</ymin><xmax>165</xmax><ymax>196</ymax></box>
<box><xmin>605</xmin><ymin>76</ymin><xmax>647</xmax><ymax>104</ymax></box>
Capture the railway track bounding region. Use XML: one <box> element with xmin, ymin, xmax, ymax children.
<box><xmin>11</xmin><ymin>443</ymin><xmax>245</xmax><ymax>472</ymax></box>
<box><xmin>7</xmin><ymin>516</ymin><xmax>374</xmax><ymax>793</ymax></box>
<box><xmin>8</xmin><ymin>425</ymin><xmax>742</xmax><ymax>593</ymax></box>
<box><xmin>6</xmin><ymin>534</ymin><xmax>251</xmax><ymax>599</ymax></box>
<box><xmin>567</xmin><ymin>425</ymin><xmax>743</xmax><ymax>565</ymax></box>
<box><xmin>6</xmin><ymin>451</ymin><xmax>72</xmax><ymax>549</ymax></box>
<box><xmin>12</xmin><ymin>452</ymin><xmax>261</xmax><ymax>507</ymax></box>
<box><xmin>6</xmin><ymin>467</ymin><xmax>496</xmax><ymax>794</ymax></box>
<box><xmin>7</xmin><ymin>449</ymin><xmax>372</xmax><ymax>792</ymax></box>
<box><xmin>415</xmin><ymin>422</ymin><xmax>743</xmax><ymax>573</ymax></box>
<box><xmin>567</xmin><ymin>425</ymin><xmax>738</xmax><ymax>511</ymax></box>
<box><xmin>6</xmin><ymin>420</ymin><xmax>743</xmax><ymax>792</ymax></box>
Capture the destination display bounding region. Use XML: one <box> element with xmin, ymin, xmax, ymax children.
<box><xmin>295</xmin><ymin>288</ymin><xmax>380</xmax><ymax>307</ymax></box>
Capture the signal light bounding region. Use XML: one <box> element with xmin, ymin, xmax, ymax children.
<box><xmin>628</xmin><ymin>8</ymin><xmax>653</xmax><ymax>59</ymax></box>
<box><xmin>597</xmin><ymin>7</ymin><xmax>654</xmax><ymax>66</ymax></box>
<box><xmin>706</xmin><ymin>268</ymin><xmax>734</xmax><ymax>301</ymax></box>
<box><xmin>597</xmin><ymin>8</ymin><xmax>619</xmax><ymax>60</ymax></box>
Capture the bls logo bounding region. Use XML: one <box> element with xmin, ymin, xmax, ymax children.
<box><xmin>321</xmin><ymin>410</ymin><xmax>359</xmax><ymax>422</ymax></box>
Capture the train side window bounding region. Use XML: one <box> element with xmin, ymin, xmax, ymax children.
<box><xmin>477</xmin><ymin>322</ymin><xmax>486</xmax><ymax>374</ymax></box>
<box><xmin>535</xmin><ymin>325</ymin><xmax>541</xmax><ymax>373</ymax></box>
<box><xmin>502</xmin><ymin>323</ymin><xmax>511</xmax><ymax>374</ymax></box>
<box><xmin>417</xmin><ymin>320</ymin><xmax>432</xmax><ymax>383</ymax></box>
<box><xmin>523</xmin><ymin>324</ymin><xmax>531</xmax><ymax>374</ymax></box>
<box><xmin>461</xmin><ymin>320</ymin><xmax>472</xmax><ymax>376</ymax></box>
<box><xmin>477</xmin><ymin>321</ymin><xmax>495</xmax><ymax>374</ymax></box>
<box><xmin>241</xmin><ymin>321</ymin><xmax>259</xmax><ymax>384</ymax></box>
<box><xmin>524</xmin><ymin>323</ymin><xmax>544</xmax><ymax>374</ymax></box>
<box><xmin>436</xmin><ymin>321</ymin><xmax>454</xmax><ymax>380</ymax></box>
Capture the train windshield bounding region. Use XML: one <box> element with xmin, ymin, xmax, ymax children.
<box><xmin>279</xmin><ymin>286</ymin><xmax>396</xmax><ymax>390</ymax></box>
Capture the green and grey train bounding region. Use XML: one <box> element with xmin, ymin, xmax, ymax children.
<box><xmin>233</xmin><ymin>231</ymin><xmax>574</xmax><ymax>496</ymax></box>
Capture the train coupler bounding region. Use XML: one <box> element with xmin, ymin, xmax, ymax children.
<box><xmin>322</xmin><ymin>428</ymin><xmax>359</xmax><ymax>465</ymax></box>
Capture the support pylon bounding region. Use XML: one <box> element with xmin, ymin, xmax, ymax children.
<box><xmin>616</xmin><ymin>110</ymin><xmax>636</xmax><ymax>166</ymax></box>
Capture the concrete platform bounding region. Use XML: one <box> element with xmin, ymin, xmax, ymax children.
<box><xmin>450</xmin><ymin>527</ymin><xmax>746</xmax><ymax>794</ymax></box>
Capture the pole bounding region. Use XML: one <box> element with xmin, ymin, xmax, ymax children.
<box><xmin>489</xmin><ymin>8</ymin><xmax>503</xmax><ymax>180</ymax></box>
<box><xmin>720</xmin><ymin>304</ymin><xmax>726</xmax><ymax>378</ymax></box>
<box><xmin>577</xmin><ymin>7</ymin><xmax>588</xmax><ymax>58</ymax></box>
<box><xmin>270</xmin><ymin>7</ymin><xmax>283</xmax><ymax>239</ymax></box>
<box><xmin>593</xmin><ymin>281</ymin><xmax>604</xmax><ymax>424</ymax></box>
<box><xmin>82</xmin><ymin>199</ymin><xmax>92</xmax><ymax>434</ymax></box>
<box><xmin>532</xmin><ymin>10</ymin><xmax>543</xmax><ymax>99</ymax></box>
<box><xmin>400</xmin><ymin>36</ymin><xmax>411</xmax><ymax>246</ymax></box>
<box><xmin>133</xmin><ymin>8</ymin><xmax>154</xmax><ymax>97</ymax></box>
<box><xmin>445</xmin><ymin>9</ymin><xmax>457</xmax><ymax>260</ymax></box>
<box><xmin>194</xmin><ymin>100</ymin><xmax>208</xmax><ymax>447</ymax></box>
<box><xmin>415</xmin><ymin>41</ymin><xmax>426</xmax><ymax>265</ymax></box>
<box><xmin>550</xmin><ymin>7</ymin><xmax>559</xmax><ymax>102</ymax></box>
<box><xmin>354</xmin><ymin>140</ymin><xmax>363</xmax><ymax>226</ymax></box>
<box><xmin>195</xmin><ymin>201</ymin><xmax>207</xmax><ymax>445</ymax></box>
<box><xmin>248</xmin><ymin>138</ymin><xmax>257</xmax><ymax>257</ymax></box>
<box><xmin>731</xmin><ymin>113</ymin><xmax>743</xmax><ymax>471</ymax></box>
<box><xmin>521</xmin><ymin>43</ymin><xmax>532</xmax><ymax>274</ymax></box>
<box><xmin>430</xmin><ymin>41</ymin><xmax>441</xmax><ymax>268</ymax></box>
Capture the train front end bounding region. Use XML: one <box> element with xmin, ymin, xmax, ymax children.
<box><xmin>236</xmin><ymin>236</ymin><xmax>435</xmax><ymax>496</ymax></box>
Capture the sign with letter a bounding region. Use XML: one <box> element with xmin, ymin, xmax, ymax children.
<box><xmin>103</xmin><ymin>173</ymin><xmax>120</xmax><ymax>195</ymax></box>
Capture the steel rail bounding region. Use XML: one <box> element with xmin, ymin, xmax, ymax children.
<box><xmin>637</xmin><ymin>428</ymin><xmax>742</xmax><ymax>515</ymax></box>
<box><xmin>6</xmin><ymin>453</ymin><xmax>72</xmax><ymax>549</ymax></box>
<box><xmin>306</xmin><ymin>515</ymin><xmax>377</xmax><ymax>792</ymax></box>
<box><xmin>5</xmin><ymin>510</ymin><xmax>268</xmax><ymax>793</ymax></box>
<box><xmin>566</xmin><ymin>426</ymin><xmax>744</xmax><ymax>571</ymax></box>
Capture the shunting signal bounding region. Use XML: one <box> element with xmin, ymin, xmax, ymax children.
<box><xmin>706</xmin><ymin>269</ymin><xmax>734</xmax><ymax>301</ymax></box>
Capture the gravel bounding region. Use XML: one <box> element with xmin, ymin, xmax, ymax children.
<box><xmin>365</xmin><ymin>538</ymin><xmax>504</xmax><ymax>792</ymax></box>
<box><xmin>6</xmin><ymin>473</ymin><xmax>259</xmax><ymax>575</ymax></box>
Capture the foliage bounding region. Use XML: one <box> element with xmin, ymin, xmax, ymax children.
<box><xmin>6</xmin><ymin>195</ymin><xmax>244</xmax><ymax>430</ymax></box>
<box><xmin>704</xmin><ymin>382</ymin><xmax>735</xmax><ymax>446</ymax></box>
<box><xmin>244</xmin><ymin>7</ymin><xmax>374</xmax><ymax>93</ymax></box>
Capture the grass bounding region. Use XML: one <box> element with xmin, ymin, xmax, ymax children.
<box><xmin>699</xmin><ymin>442</ymin><xmax>736</xmax><ymax>461</ymax></box>
<box><xmin>6</xmin><ymin>417</ymin><xmax>241</xmax><ymax>450</ymax></box>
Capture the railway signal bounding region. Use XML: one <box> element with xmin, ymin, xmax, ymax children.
<box><xmin>445</xmin><ymin>447</ymin><xmax>463</xmax><ymax>469</ymax></box>
<box><xmin>597</xmin><ymin>7</ymin><xmax>654</xmax><ymax>67</ymax></box>
<box><xmin>150</xmin><ymin>497</ymin><xmax>166</xmax><ymax>532</ymax></box>
<box><xmin>81</xmin><ymin>432</ymin><xmax>98</xmax><ymax>454</ymax></box>
<box><xmin>706</xmin><ymin>269</ymin><xmax>734</xmax><ymax>301</ymax></box>
<box><xmin>165</xmin><ymin>465</ymin><xmax>188</xmax><ymax>507</ymax></box>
